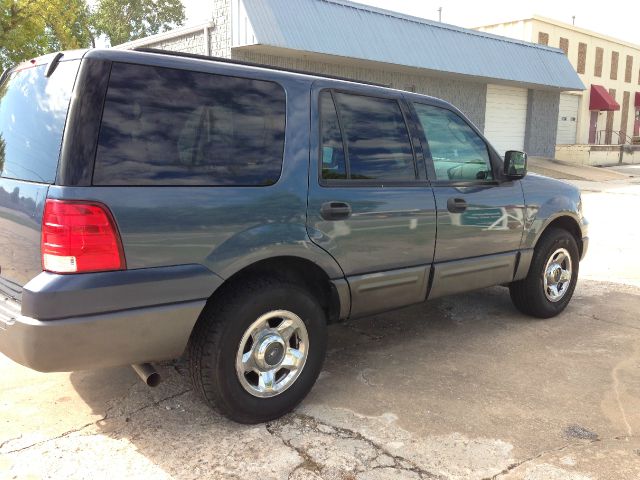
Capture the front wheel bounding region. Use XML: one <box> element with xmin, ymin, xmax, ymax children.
<box><xmin>509</xmin><ymin>228</ymin><xmax>579</xmax><ymax>318</ymax></box>
<box><xmin>188</xmin><ymin>278</ymin><xmax>327</xmax><ymax>423</ymax></box>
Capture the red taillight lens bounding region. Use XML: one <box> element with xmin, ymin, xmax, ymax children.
<box><xmin>41</xmin><ymin>199</ymin><xmax>126</xmax><ymax>274</ymax></box>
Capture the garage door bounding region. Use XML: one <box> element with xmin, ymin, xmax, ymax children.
<box><xmin>484</xmin><ymin>85</ymin><xmax>528</xmax><ymax>156</ymax></box>
<box><xmin>556</xmin><ymin>93</ymin><xmax>579</xmax><ymax>145</ymax></box>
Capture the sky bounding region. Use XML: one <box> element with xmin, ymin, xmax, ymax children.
<box><xmin>183</xmin><ymin>0</ymin><xmax>639</xmax><ymax>46</ymax></box>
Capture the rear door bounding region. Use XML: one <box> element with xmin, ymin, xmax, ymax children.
<box><xmin>409</xmin><ymin>100</ymin><xmax>526</xmax><ymax>298</ymax></box>
<box><xmin>307</xmin><ymin>82</ymin><xmax>437</xmax><ymax>317</ymax></box>
<box><xmin>0</xmin><ymin>58</ymin><xmax>80</xmax><ymax>294</ymax></box>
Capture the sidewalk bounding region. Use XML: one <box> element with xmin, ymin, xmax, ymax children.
<box><xmin>528</xmin><ymin>156</ymin><xmax>630</xmax><ymax>181</ymax></box>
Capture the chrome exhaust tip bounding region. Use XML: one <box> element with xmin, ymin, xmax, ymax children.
<box><xmin>132</xmin><ymin>363</ymin><xmax>161</xmax><ymax>387</ymax></box>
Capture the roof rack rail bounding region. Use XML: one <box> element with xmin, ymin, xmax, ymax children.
<box><xmin>132</xmin><ymin>47</ymin><xmax>386</xmax><ymax>87</ymax></box>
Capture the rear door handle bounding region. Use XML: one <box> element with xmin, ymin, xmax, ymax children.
<box><xmin>320</xmin><ymin>201</ymin><xmax>352</xmax><ymax>221</ymax></box>
<box><xmin>447</xmin><ymin>197</ymin><xmax>467</xmax><ymax>213</ymax></box>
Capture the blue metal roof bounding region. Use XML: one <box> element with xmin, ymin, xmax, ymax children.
<box><xmin>240</xmin><ymin>0</ymin><xmax>584</xmax><ymax>90</ymax></box>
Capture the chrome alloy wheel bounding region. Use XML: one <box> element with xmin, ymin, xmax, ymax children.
<box><xmin>543</xmin><ymin>248</ymin><xmax>573</xmax><ymax>302</ymax></box>
<box><xmin>235</xmin><ymin>310</ymin><xmax>309</xmax><ymax>398</ymax></box>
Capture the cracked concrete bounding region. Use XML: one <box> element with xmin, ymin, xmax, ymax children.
<box><xmin>2</xmin><ymin>178</ymin><xmax>640</xmax><ymax>479</ymax></box>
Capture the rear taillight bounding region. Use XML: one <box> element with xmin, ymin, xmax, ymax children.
<box><xmin>41</xmin><ymin>199</ymin><xmax>126</xmax><ymax>274</ymax></box>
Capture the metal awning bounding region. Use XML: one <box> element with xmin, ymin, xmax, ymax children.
<box><xmin>589</xmin><ymin>85</ymin><xmax>620</xmax><ymax>111</ymax></box>
<box><xmin>237</xmin><ymin>0</ymin><xmax>584</xmax><ymax>91</ymax></box>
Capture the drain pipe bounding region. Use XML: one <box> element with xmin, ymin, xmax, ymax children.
<box><xmin>132</xmin><ymin>363</ymin><xmax>161</xmax><ymax>387</ymax></box>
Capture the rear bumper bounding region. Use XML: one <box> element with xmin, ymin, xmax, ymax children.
<box><xmin>0</xmin><ymin>300</ymin><xmax>205</xmax><ymax>372</ymax></box>
<box><xmin>0</xmin><ymin>264</ymin><xmax>221</xmax><ymax>372</ymax></box>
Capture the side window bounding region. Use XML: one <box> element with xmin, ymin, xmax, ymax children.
<box><xmin>414</xmin><ymin>103</ymin><xmax>493</xmax><ymax>182</ymax></box>
<box><xmin>93</xmin><ymin>63</ymin><xmax>286</xmax><ymax>186</ymax></box>
<box><xmin>325</xmin><ymin>92</ymin><xmax>415</xmax><ymax>181</ymax></box>
<box><xmin>320</xmin><ymin>92</ymin><xmax>347</xmax><ymax>180</ymax></box>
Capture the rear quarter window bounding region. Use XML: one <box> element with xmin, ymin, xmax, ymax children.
<box><xmin>0</xmin><ymin>61</ymin><xmax>79</xmax><ymax>183</ymax></box>
<box><xmin>93</xmin><ymin>63</ymin><xmax>286</xmax><ymax>186</ymax></box>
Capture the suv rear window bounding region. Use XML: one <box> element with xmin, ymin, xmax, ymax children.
<box><xmin>93</xmin><ymin>63</ymin><xmax>286</xmax><ymax>186</ymax></box>
<box><xmin>0</xmin><ymin>61</ymin><xmax>79</xmax><ymax>183</ymax></box>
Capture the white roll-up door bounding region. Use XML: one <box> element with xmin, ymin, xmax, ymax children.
<box><xmin>484</xmin><ymin>84</ymin><xmax>528</xmax><ymax>156</ymax></box>
<box><xmin>556</xmin><ymin>94</ymin><xmax>579</xmax><ymax>145</ymax></box>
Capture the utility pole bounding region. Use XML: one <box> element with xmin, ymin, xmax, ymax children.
<box><xmin>438</xmin><ymin>6</ymin><xmax>442</xmax><ymax>22</ymax></box>
<box><xmin>572</xmin><ymin>16</ymin><xmax>575</xmax><ymax>25</ymax></box>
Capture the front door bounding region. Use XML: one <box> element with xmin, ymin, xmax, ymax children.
<box><xmin>307</xmin><ymin>83</ymin><xmax>437</xmax><ymax>317</ymax></box>
<box><xmin>409</xmin><ymin>100</ymin><xmax>526</xmax><ymax>298</ymax></box>
<box><xmin>634</xmin><ymin>108</ymin><xmax>639</xmax><ymax>137</ymax></box>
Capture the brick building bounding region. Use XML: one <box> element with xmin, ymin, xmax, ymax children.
<box><xmin>477</xmin><ymin>16</ymin><xmax>640</xmax><ymax>146</ymax></box>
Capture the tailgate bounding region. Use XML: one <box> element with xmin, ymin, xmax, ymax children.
<box><xmin>0</xmin><ymin>56</ymin><xmax>80</xmax><ymax>293</ymax></box>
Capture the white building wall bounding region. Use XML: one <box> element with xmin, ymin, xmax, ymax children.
<box><xmin>479</xmin><ymin>17</ymin><xmax>640</xmax><ymax>145</ymax></box>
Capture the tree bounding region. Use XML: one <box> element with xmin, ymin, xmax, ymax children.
<box><xmin>0</xmin><ymin>0</ymin><xmax>185</xmax><ymax>70</ymax></box>
<box><xmin>0</xmin><ymin>0</ymin><xmax>92</xmax><ymax>70</ymax></box>
<box><xmin>93</xmin><ymin>0</ymin><xmax>185</xmax><ymax>47</ymax></box>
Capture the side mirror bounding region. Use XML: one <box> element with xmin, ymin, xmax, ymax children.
<box><xmin>504</xmin><ymin>150</ymin><xmax>527</xmax><ymax>179</ymax></box>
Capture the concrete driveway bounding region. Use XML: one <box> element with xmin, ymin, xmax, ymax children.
<box><xmin>2</xmin><ymin>177</ymin><xmax>640</xmax><ymax>480</ymax></box>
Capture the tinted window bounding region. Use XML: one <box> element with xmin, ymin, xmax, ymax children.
<box><xmin>414</xmin><ymin>103</ymin><xmax>492</xmax><ymax>182</ymax></box>
<box><xmin>320</xmin><ymin>91</ymin><xmax>347</xmax><ymax>180</ymax></box>
<box><xmin>0</xmin><ymin>61</ymin><xmax>79</xmax><ymax>183</ymax></box>
<box><xmin>333</xmin><ymin>93</ymin><xmax>415</xmax><ymax>181</ymax></box>
<box><xmin>93</xmin><ymin>63</ymin><xmax>286</xmax><ymax>186</ymax></box>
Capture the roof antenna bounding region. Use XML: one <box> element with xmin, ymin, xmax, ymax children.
<box><xmin>572</xmin><ymin>15</ymin><xmax>575</xmax><ymax>25</ymax></box>
<box><xmin>438</xmin><ymin>6</ymin><xmax>442</xmax><ymax>22</ymax></box>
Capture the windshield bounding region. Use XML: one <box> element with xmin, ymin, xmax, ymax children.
<box><xmin>0</xmin><ymin>60</ymin><xmax>79</xmax><ymax>183</ymax></box>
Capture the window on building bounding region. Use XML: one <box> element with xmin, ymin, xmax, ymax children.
<box><xmin>594</xmin><ymin>47</ymin><xmax>604</xmax><ymax>77</ymax></box>
<box><xmin>577</xmin><ymin>43</ymin><xmax>587</xmax><ymax>74</ymax></box>
<box><xmin>320</xmin><ymin>92</ymin><xmax>347</xmax><ymax>180</ymax></box>
<box><xmin>621</xmin><ymin>91</ymin><xmax>630</xmax><ymax>140</ymax></box>
<box><xmin>93</xmin><ymin>63</ymin><xmax>286</xmax><ymax>186</ymax></box>
<box><xmin>605</xmin><ymin>89</ymin><xmax>616</xmax><ymax>144</ymax></box>
<box><xmin>559</xmin><ymin>38</ymin><xmax>569</xmax><ymax>56</ymax></box>
<box><xmin>625</xmin><ymin>55</ymin><xmax>633</xmax><ymax>83</ymax></box>
<box><xmin>413</xmin><ymin>103</ymin><xmax>493</xmax><ymax>182</ymax></box>
<box><xmin>610</xmin><ymin>51</ymin><xmax>619</xmax><ymax>80</ymax></box>
<box><xmin>538</xmin><ymin>32</ymin><xmax>549</xmax><ymax>46</ymax></box>
<box><xmin>324</xmin><ymin>92</ymin><xmax>416</xmax><ymax>181</ymax></box>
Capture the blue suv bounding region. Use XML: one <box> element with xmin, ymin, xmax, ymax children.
<box><xmin>0</xmin><ymin>49</ymin><xmax>588</xmax><ymax>423</ymax></box>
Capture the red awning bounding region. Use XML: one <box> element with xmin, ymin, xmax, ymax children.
<box><xmin>635</xmin><ymin>92</ymin><xmax>640</xmax><ymax>108</ymax></box>
<box><xmin>589</xmin><ymin>85</ymin><xmax>620</xmax><ymax>111</ymax></box>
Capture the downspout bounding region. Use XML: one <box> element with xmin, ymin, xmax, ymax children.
<box><xmin>204</xmin><ymin>23</ymin><xmax>212</xmax><ymax>57</ymax></box>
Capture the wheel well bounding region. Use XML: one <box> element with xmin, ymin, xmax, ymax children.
<box><xmin>539</xmin><ymin>216</ymin><xmax>583</xmax><ymax>257</ymax></box>
<box><xmin>207</xmin><ymin>256</ymin><xmax>342</xmax><ymax>324</ymax></box>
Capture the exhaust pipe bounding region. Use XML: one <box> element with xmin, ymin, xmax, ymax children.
<box><xmin>132</xmin><ymin>363</ymin><xmax>161</xmax><ymax>387</ymax></box>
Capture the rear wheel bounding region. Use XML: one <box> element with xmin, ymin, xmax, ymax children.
<box><xmin>188</xmin><ymin>278</ymin><xmax>327</xmax><ymax>423</ymax></box>
<box><xmin>509</xmin><ymin>228</ymin><xmax>579</xmax><ymax>318</ymax></box>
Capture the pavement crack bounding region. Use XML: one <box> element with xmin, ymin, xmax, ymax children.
<box><xmin>1</xmin><ymin>388</ymin><xmax>193</xmax><ymax>455</ymax></box>
<box><xmin>342</xmin><ymin>322</ymin><xmax>384</xmax><ymax>341</ymax></box>
<box><xmin>577</xmin><ymin>312</ymin><xmax>640</xmax><ymax>332</ymax></box>
<box><xmin>0</xmin><ymin>434</ymin><xmax>22</xmax><ymax>450</ymax></box>
<box><xmin>268</xmin><ymin>412</ymin><xmax>446</xmax><ymax>480</ymax></box>
<box><xmin>2</xmin><ymin>422</ymin><xmax>97</xmax><ymax>454</ymax></box>
<box><xmin>486</xmin><ymin>440</ymin><xmax>596</xmax><ymax>479</ymax></box>
<box><xmin>610</xmin><ymin>343</ymin><xmax>638</xmax><ymax>437</ymax></box>
<box><xmin>265</xmin><ymin>421</ymin><xmax>322</xmax><ymax>478</ymax></box>
<box><xmin>115</xmin><ymin>388</ymin><xmax>193</xmax><ymax>421</ymax></box>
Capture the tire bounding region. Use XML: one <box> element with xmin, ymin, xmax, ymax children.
<box><xmin>509</xmin><ymin>228</ymin><xmax>579</xmax><ymax>319</ymax></box>
<box><xmin>188</xmin><ymin>278</ymin><xmax>327</xmax><ymax>423</ymax></box>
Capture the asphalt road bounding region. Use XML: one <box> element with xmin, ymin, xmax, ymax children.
<box><xmin>2</xmin><ymin>175</ymin><xmax>640</xmax><ymax>480</ymax></box>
